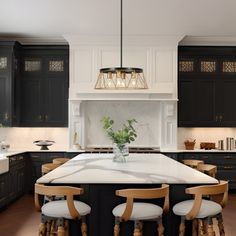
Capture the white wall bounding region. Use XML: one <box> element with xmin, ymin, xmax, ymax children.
<box><xmin>0</xmin><ymin>128</ymin><xmax>68</xmax><ymax>151</ymax></box>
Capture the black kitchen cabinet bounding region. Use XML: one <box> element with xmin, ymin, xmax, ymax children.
<box><xmin>8</xmin><ymin>154</ymin><xmax>27</xmax><ymax>203</ymax></box>
<box><xmin>178</xmin><ymin>46</ymin><xmax>236</xmax><ymax>127</ymax></box>
<box><xmin>0</xmin><ymin>174</ymin><xmax>8</xmax><ymax>209</ymax></box>
<box><xmin>28</xmin><ymin>152</ymin><xmax>65</xmax><ymax>191</ymax></box>
<box><xmin>0</xmin><ymin>41</ymin><xmax>21</xmax><ymax>127</ymax></box>
<box><xmin>20</xmin><ymin>45</ymin><xmax>69</xmax><ymax>127</ymax></box>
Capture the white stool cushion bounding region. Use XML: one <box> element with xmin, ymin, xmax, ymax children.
<box><xmin>173</xmin><ymin>199</ymin><xmax>222</xmax><ymax>219</ymax></box>
<box><xmin>112</xmin><ymin>202</ymin><xmax>163</xmax><ymax>220</ymax></box>
<box><xmin>42</xmin><ymin>200</ymin><xmax>91</xmax><ymax>219</ymax></box>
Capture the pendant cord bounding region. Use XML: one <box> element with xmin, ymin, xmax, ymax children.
<box><xmin>120</xmin><ymin>0</ymin><xmax>123</xmax><ymax>68</ymax></box>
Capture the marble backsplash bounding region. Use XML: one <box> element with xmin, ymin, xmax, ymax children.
<box><xmin>178</xmin><ymin>127</ymin><xmax>236</xmax><ymax>149</ymax></box>
<box><xmin>0</xmin><ymin>128</ymin><xmax>68</xmax><ymax>151</ymax></box>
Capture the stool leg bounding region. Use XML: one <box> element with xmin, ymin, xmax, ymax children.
<box><xmin>81</xmin><ymin>217</ymin><xmax>88</xmax><ymax>236</ymax></box>
<box><xmin>114</xmin><ymin>217</ymin><xmax>120</xmax><ymax>236</ymax></box>
<box><xmin>140</xmin><ymin>221</ymin><xmax>143</xmax><ymax>236</ymax></box>
<box><xmin>65</xmin><ymin>220</ymin><xmax>69</xmax><ymax>236</ymax></box>
<box><xmin>39</xmin><ymin>223</ymin><xmax>46</xmax><ymax>236</ymax></box>
<box><xmin>133</xmin><ymin>221</ymin><xmax>142</xmax><ymax>236</ymax></box>
<box><xmin>57</xmin><ymin>226</ymin><xmax>65</xmax><ymax>236</ymax></box>
<box><xmin>50</xmin><ymin>220</ymin><xmax>55</xmax><ymax>236</ymax></box>
<box><xmin>179</xmin><ymin>217</ymin><xmax>185</xmax><ymax>236</ymax></box>
<box><xmin>192</xmin><ymin>219</ymin><xmax>198</xmax><ymax>236</ymax></box>
<box><xmin>217</xmin><ymin>214</ymin><xmax>225</xmax><ymax>236</ymax></box>
<box><xmin>198</xmin><ymin>219</ymin><xmax>205</xmax><ymax>236</ymax></box>
<box><xmin>157</xmin><ymin>218</ymin><xmax>164</xmax><ymax>236</ymax></box>
<box><xmin>46</xmin><ymin>221</ymin><xmax>51</xmax><ymax>236</ymax></box>
<box><xmin>207</xmin><ymin>217</ymin><xmax>215</xmax><ymax>236</ymax></box>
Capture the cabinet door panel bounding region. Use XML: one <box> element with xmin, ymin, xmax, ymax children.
<box><xmin>220</xmin><ymin>80</ymin><xmax>236</xmax><ymax>126</ymax></box>
<box><xmin>44</xmin><ymin>77</ymin><xmax>67</xmax><ymax>126</ymax></box>
<box><xmin>178</xmin><ymin>79</ymin><xmax>195</xmax><ymax>126</ymax></box>
<box><xmin>0</xmin><ymin>76</ymin><xmax>9</xmax><ymax>125</ymax></box>
<box><xmin>20</xmin><ymin>79</ymin><xmax>42</xmax><ymax>126</ymax></box>
<box><xmin>195</xmin><ymin>80</ymin><xmax>216</xmax><ymax>126</ymax></box>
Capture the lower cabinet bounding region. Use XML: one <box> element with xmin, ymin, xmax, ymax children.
<box><xmin>181</xmin><ymin>153</ymin><xmax>236</xmax><ymax>190</ymax></box>
<box><xmin>0</xmin><ymin>174</ymin><xmax>8</xmax><ymax>209</ymax></box>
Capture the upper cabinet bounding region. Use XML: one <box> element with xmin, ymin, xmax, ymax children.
<box><xmin>0</xmin><ymin>41</ymin><xmax>21</xmax><ymax>127</ymax></box>
<box><xmin>20</xmin><ymin>45</ymin><xmax>69</xmax><ymax>127</ymax></box>
<box><xmin>178</xmin><ymin>46</ymin><xmax>236</xmax><ymax>127</ymax></box>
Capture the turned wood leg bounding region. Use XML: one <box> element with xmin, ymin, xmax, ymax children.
<box><xmin>81</xmin><ymin>217</ymin><xmax>88</xmax><ymax>236</ymax></box>
<box><xmin>133</xmin><ymin>221</ymin><xmax>142</xmax><ymax>236</ymax></box>
<box><xmin>217</xmin><ymin>214</ymin><xmax>225</xmax><ymax>236</ymax></box>
<box><xmin>57</xmin><ymin>226</ymin><xmax>65</xmax><ymax>236</ymax></box>
<box><xmin>39</xmin><ymin>222</ymin><xmax>46</xmax><ymax>236</ymax></box>
<box><xmin>192</xmin><ymin>219</ymin><xmax>198</xmax><ymax>236</ymax></box>
<box><xmin>50</xmin><ymin>220</ymin><xmax>55</xmax><ymax>236</ymax></box>
<box><xmin>65</xmin><ymin>220</ymin><xmax>69</xmax><ymax>236</ymax></box>
<box><xmin>198</xmin><ymin>219</ymin><xmax>205</xmax><ymax>236</ymax></box>
<box><xmin>207</xmin><ymin>217</ymin><xmax>215</xmax><ymax>236</ymax></box>
<box><xmin>179</xmin><ymin>217</ymin><xmax>185</xmax><ymax>236</ymax></box>
<box><xmin>157</xmin><ymin>218</ymin><xmax>164</xmax><ymax>236</ymax></box>
<box><xmin>46</xmin><ymin>221</ymin><xmax>51</xmax><ymax>236</ymax></box>
<box><xmin>114</xmin><ymin>217</ymin><xmax>120</xmax><ymax>236</ymax></box>
<box><xmin>139</xmin><ymin>221</ymin><xmax>143</xmax><ymax>236</ymax></box>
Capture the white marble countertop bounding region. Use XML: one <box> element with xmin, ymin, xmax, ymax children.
<box><xmin>161</xmin><ymin>148</ymin><xmax>236</xmax><ymax>153</ymax></box>
<box><xmin>37</xmin><ymin>153</ymin><xmax>218</xmax><ymax>184</ymax></box>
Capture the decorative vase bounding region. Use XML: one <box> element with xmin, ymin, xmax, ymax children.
<box><xmin>113</xmin><ymin>143</ymin><xmax>129</xmax><ymax>162</ymax></box>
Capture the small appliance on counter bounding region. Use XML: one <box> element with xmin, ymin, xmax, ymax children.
<box><xmin>33</xmin><ymin>140</ymin><xmax>55</xmax><ymax>150</ymax></box>
<box><xmin>226</xmin><ymin>137</ymin><xmax>234</xmax><ymax>150</ymax></box>
<box><xmin>0</xmin><ymin>141</ymin><xmax>10</xmax><ymax>153</ymax></box>
<box><xmin>218</xmin><ymin>140</ymin><xmax>224</xmax><ymax>150</ymax></box>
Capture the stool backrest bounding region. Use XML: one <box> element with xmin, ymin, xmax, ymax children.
<box><xmin>53</xmin><ymin>158</ymin><xmax>70</xmax><ymax>165</ymax></box>
<box><xmin>41</xmin><ymin>163</ymin><xmax>60</xmax><ymax>175</ymax></box>
<box><xmin>115</xmin><ymin>184</ymin><xmax>169</xmax><ymax>221</ymax></box>
<box><xmin>185</xmin><ymin>180</ymin><xmax>228</xmax><ymax>220</ymax></box>
<box><xmin>34</xmin><ymin>183</ymin><xmax>83</xmax><ymax>219</ymax></box>
<box><xmin>183</xmin><ymin>159</ymin><xmax>204</xmax><ymax>168</ymax></box>
<box><xmin>197</xmin><ymin>163</ymin><xmax>217</xmax><ymax>178</ymax></box>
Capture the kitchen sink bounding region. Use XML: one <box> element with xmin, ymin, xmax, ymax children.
<box><xmin>0</xmin><ymin>156</ymin><xmax>9</xmax><ymax>174</ymax></box>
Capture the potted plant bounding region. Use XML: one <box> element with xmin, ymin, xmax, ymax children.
<box><xmin>101</xmin><ymin>116</ymin><xmax>137</xmax><ymax>162</ymax></box>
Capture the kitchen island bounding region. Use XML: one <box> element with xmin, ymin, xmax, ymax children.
<box><xmin>37</xmin><ymin>153</ymin><xmax>218</xmax><ymax>236</ymax></box>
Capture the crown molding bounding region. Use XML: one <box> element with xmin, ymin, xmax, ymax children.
<box><xmin>179</xmin><ymin>36</ymin><xmax>236</xmax><ymax>46</ymax></box>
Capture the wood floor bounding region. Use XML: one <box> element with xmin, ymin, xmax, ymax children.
<box><xmin>0</xmin><ymin>194</ymin><xmax>235</xmax><ymax>236</ymax></box>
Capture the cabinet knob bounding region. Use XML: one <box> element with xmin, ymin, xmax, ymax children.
<box><xmin>38</xmin><ymin>115</ymin><xmax>42</xmax><ymax>121</ymax></box>
<box><xmin>4</xmin><ymin>113</ymin><xmax>9</xmax><ymax>121</ymax></box>
<box><xmin>45</xmin><ymin>115</ymin><xmax>49</xmax><ymax>121</ymax></box>
<box><xmin>215</xmin><ymin>116</ymin><xmax>218</xmax><ymax>122</ymax></box>
<box><xmin>219</xmin><ymin>115</ymin><xmax>223</xmax><ymax>122</ymax></box>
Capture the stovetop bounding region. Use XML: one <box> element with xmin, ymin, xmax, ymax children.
<box><xmin>85</xmin><ymin>147</ymin><xmax>160</xmax><ymax>153</ymax></box>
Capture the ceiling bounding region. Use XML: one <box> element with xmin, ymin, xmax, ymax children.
<box><xmin>1</xmin><ymin>0</ymin><xmax>236</xmax><ymax>43</ymax></box>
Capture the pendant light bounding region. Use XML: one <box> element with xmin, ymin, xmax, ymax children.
<box><xmin>94</xmin><ymin>0</ymin><xmax>148</xmax><ymax>90</ymax></box>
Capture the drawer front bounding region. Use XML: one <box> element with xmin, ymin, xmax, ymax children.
<box><xmin>216</xmin><ymin>170</ymin><xmax>236</xmax><ymax>189</ymax></box>
<box><xmin>162</xmin><ymin>153</ymin><xmax>178</xmax><ymax>161</ymax></box>
<box><xmin>211</xmin><ymin>154</ymin><xmax>236</xmax><ymax>165</ymax></box>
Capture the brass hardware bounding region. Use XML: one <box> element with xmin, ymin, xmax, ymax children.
<box><xmin>38</xmin><ymin>115</ymin><xmax>42</xmax><ymax>121</ymax></box>
<box><xmin>223</xmin><ymin>166</ymin><xmax>234</xmax><ymax>169</ymax></box>
<box><xmin>215</xmin><ymin>116</ymin><xmax>218</xmax><ymax>122</ymax></box>
<box><xmin>224</xmin><ymin>156</ymin><xmax>232</xmax><ymax>159</ymax></box>
<box><xmin>45</xmin><ymin>115</ymin><xmax>48</xmax><ymax>121</ymax></box>
<box><xmin>219</xmin><ymin>115</ymin><xmax>223</xmax><ymax>122</ymax></box>
<box><xmin>4</xmin><ymin>113</ymin><xmax>9</xmax><ymax>121</ymax></box>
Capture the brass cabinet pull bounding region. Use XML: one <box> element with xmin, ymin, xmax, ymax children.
<box><xmin>4</xmin><ymin>113</ymin><xmax>9</xmax><ymax>121</ymax></box>
<box><xmin>224</xmin><ymin>166</ymin><xmax>234</xmax><ymax>169</ymax></box>
<box><xmin>224</xmin><ymin>156</ymin><xmax>233</xmax><ymax>159</ymax></box>
<box><xmin>45</xmin><ymin>115</ymin><xmax>48</xmax><ymax>121</ymax></box>
<box><xmin>215</xmin><ymin>116</ymin><xmax>218</xmax><ymax>122</ymax></box>
<box><xmin>219</xmin><ymin>115</ymin><xmax>223</xmax><ymax>122</ymax></box>
<box><xmin>38</xmin><ymin>115</ymin><xmax>42</xmax><ymax>121</ymax></box>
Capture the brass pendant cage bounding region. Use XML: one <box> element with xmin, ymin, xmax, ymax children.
<box><xmin>95</xmin><ymin>67</ymin><xmax>148</xmax><ymax>89</ymax></box>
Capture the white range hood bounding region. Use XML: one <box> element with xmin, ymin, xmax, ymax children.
<box><xmin>66</xmin><ymin>35</ymin><xmax>182</xmax><ymax>150</ymax></box>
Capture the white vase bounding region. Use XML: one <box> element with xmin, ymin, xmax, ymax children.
<box><xmin>113</xmin><ymin>143</ymin><xmax>129</xmax><ymax>163</ymax></box>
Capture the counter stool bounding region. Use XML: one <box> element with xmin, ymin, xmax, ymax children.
<box><xmin>35</xmin><ymin>183</ymin><xmax>91</xmax><ymax>236</ymax></box>
<box><xmin>172</xmin><ymin>180</ymin><xmax>228</xmax><ymax>236</ymax></box>
<box><xmin>41</xmin><ymin>163</ymin><xmax>61</xmax><ymax>175</ymax></box>
<box><xmin>183</xmin><ymin>159</ymin><xmax>204</xmax><ymax>169</ymax></box>
<box><xmin>53</xmin><ymin>158</ymin><xmax>70</xmax><ymax>165</ymax></box>
<box><xmin>197</xmin><ymin>164</ymin><xmax>217</xmax><ymax>178</ymax></box>
<box><xmin>112</xmin><ymin>184</ymin><xmax>169</xmax><ymax>236</ymax></box>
